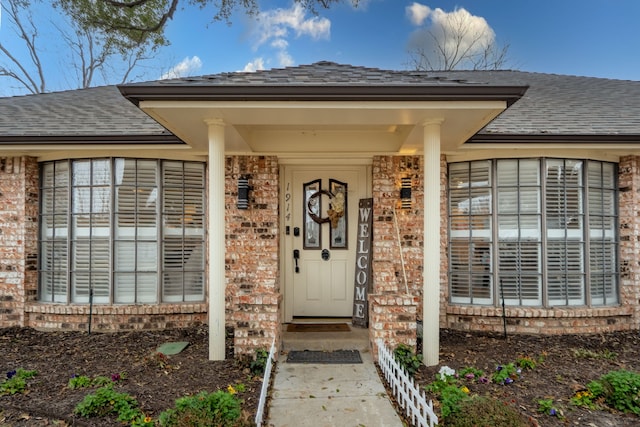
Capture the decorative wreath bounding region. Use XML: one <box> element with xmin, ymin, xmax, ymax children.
<box><xmin>307</xmin><ymin>189</ymin><xmax>346</xmax><ymax>228</ymax></box>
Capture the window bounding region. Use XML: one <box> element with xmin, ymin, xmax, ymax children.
<box><xmin>448</xmin><ymin>158</ymin><xmax>618</xmax><ymax>307</ymax></box>
<box><xmin>39</xmin><ymin>158</ymin><xmax>206</xmax><ymax>304</ymax></box>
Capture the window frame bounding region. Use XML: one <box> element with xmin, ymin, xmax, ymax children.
<box><xmin>448</xmin><ymin>158</ymin><xmax>619</xmax><ymax>308</ymax></box>
<box><xmin>39</xmin><ymin>158</ymin><xmax>206</xmax><ymax>305</ymax></box>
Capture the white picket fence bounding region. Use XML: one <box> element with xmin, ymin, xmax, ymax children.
<box><xmin>377</xmin><ymin>340</ymin><xmax>438</xmax><ymax>427</ymax></box>
<box><xmin>254</xmin><ymin>338</ymin><xmax>277</xmax><ymax>427</ymax></box>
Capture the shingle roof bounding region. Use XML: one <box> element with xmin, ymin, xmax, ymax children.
<box><xmin>0</xmin><ymin>85</ymin><xmax>177</xmax><ymax>143</ymax></box>
<box><xmin>1</xmin><ymin>61</ymin><xmax>640</xmax><ymax>143</ymax></box>
<box><xmin>427</xmin><ymin>70</ymin><xmax>640</xmax><ymax>139</ymax></box>
<box><xmin>127</xmin><ymin>60</ymin><xmax>481</xmax><ymax>87</ymax></box>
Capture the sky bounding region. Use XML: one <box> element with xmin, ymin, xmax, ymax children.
<box><xmin>1</xmin><ymin>0</ymin><xmax>640</xmax><ymax>95</ymax></box>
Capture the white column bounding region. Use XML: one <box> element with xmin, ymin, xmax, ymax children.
<box><xmin>206</xmin><ymin>118</ymin><xmax>226</xmax><ymax>360</ymax></box>
<box><xmin>423</xmin><ymin>119</ymin><xmax>443</xmax><ymax>367</ymax></box>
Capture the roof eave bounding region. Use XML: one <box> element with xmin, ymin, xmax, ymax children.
<box><xmin>118</xmin><ymin>85</ymin><xmax>528</xmax><ymax>106</ymax></box>
<box><xmin>0</xmin><ymin>134</ymin><xmax>185</xmax><ymax>145</ymax></box>
<box><xmin>468</xmin><ymin>133</ymin><xmax>640</xmax><ymax>144</ymax></box>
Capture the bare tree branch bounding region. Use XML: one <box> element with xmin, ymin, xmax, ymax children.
<box><xmin>0</xmin><ymin>0</ymin><xmax>46</xmax><ymax>93</ymax></box>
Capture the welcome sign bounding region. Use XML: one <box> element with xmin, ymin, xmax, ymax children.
<box><xmin>352</xmin><ymin>198</ymin><xmax>373</xmax><ymax>327</ymax></box>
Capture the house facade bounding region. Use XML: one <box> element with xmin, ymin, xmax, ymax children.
<box><xmin>1</xmin><ymin>62</ymin><xmax>639</xmax><ymax>366</ymax></box>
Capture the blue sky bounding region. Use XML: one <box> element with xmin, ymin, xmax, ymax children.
<box><xmin>1</xmin><ymin>0</ymin><xmax>639</xmax><ymax>95</ymax></box>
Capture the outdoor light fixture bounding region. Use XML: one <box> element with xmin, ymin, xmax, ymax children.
<box><xmin>237</xmin><ymin>175</ymin><xmax>252</xmax><ymax>210</ymax></box>
<box><xmin>400</xmin><ymin>176</ymin><xmax>412</xmax><ymax>209</ymax></box>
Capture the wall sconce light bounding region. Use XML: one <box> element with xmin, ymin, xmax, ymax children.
<box><xmin>400</xmin><ymin>176</ymin><xmax>412</xmax><ymax>209</ymax></box>
<box><xmin>237</xmin><ymin>175</ymin><xmax>252</xmax><ymax>210</ymax></box>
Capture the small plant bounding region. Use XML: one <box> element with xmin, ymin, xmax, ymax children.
<box><xmin>74</xmin><ymin>385</ymin><xmax>144</xmax><ymax>423</ymax></box>
<box><xmin>1</xmin><ymin>368</ymin><xmax>37</xmax><ymax>395</ymax></box>
<box><xmin>459</xmin><ymin>367</ymin><xmax>487</xmax><ymax>383</ymax></box>
<box><xmin>144</xmin><ymin>351</ymin><xmax>172</xmax><ymax>370</ymax></box>
<box><xmin>250</xmin><ymin>348</ymin><xmax>269</xmax><ymax>376</ymax></box>
<box><xmin>158</xmin><ymin>390</ymin><xmax>249</xmax><ymax>427</ymax></box>
<box><xmin>492</xmin><ymin>362</ymin><xmax>520</xmax><ymax>385</ymax></box>
<box><xmin>573</xmin><ymin>348</ymin><xmax>618</xmax><ymax>360</ymax></box>
<box><xmin>445</xmin><ymin>396</ymin><xmax>531</xmax><ymax>427</ymax></box>
<box><xmin>68</xmin><ymin>374</ymin><xmax>92</xmax><ymax>389</ymax></box>
<box><xmin>438</xmin><ymin>384</ymin><xmax>470</xmax><ymax>418</ymax></box>
<box><xmin>537</xmin><ymin>398</ymin><xmax>563</xmax><ymax>418</ymax></box>
<box><xmin>393</xmin><ymin>343</ymin><xmax>423</xmax><ymax>377</ymax></box>
<box><xmin>517</xmin><ymin>355</ymin><xmax>538</xmax><ymax>370</ymax></box>
<box><xmin>571</xmin><ymin>389</ymin><xmax>599</xmax><ymax>409</ymax></box>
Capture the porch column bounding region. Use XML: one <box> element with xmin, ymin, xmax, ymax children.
<box><xmin>423</xmin><ymin>119</ymin><xmax>443</xmax><ymax>366</ymax></box>
<box><xmin>206</xmin><ymin>118</ymin><xmax>226</xmax><ymax>360</ymax></box>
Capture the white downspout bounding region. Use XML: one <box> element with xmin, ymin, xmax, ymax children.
<box><xmin>423</xmin><ymin>119</ymin><xmax>443</xmax><ymax>367</ymax></box>
<box><xmin>206</xmin><ymin>118</ymin><xmax>226</xmax><ymax>361</ymax></box>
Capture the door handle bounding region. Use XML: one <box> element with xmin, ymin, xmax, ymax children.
<box><xmin>293</xmin><ymin>249</ymin><xmax>300</xmax><ymax>273</ymax></box>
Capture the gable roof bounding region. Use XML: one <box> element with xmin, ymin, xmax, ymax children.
<box><xmin>0</xmin><ymin>62</ymin><xmax>639</xmax><ymax>149</ymax></box>
<box><xmin>119</xmin><ymin>61</ymin><xmax>525</xmax><ymax>104</ymax></box>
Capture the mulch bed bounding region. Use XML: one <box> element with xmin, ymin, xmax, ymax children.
<box><xmin>408</xmin><ymin>329</ymin><xmax>640</xmax><ymax>426</ymax></box>
<box><xmin>2</xmin><ymin>325</ymin><xmax>640</xmax><ymax>426</ymax></box>
<box><xmin>0</xmin><ymin>325</ymin><xmax>262</xmax><ymax>426</ymax></box>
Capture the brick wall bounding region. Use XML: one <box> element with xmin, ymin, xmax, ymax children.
<box><xmin>0</xmin><ymin>157</ymin><xmax>38</xmax><ymax>328</ymax></box>
<box><xmin>25</xmin><ymin>303</ymin><xmax>207</xmax><ymax>331</ymax></box>
<box><xmin>225</xmin><ymin>156</ymin><xmax>281</xmax><ymax>355</ymax></box>
<box><xmin>370</xmin><ymin>154</ymin><xmax>640</xmax><ymax>344</ymax></box>
<box><xmin>369</xmin><ymin>155</ymin><xmax>423</xmax><ymax>352</ymax></box>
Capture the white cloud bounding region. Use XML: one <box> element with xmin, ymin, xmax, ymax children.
<box><xmin>245</xmin><ymin>4</ymin><xmax>331</xmax><ymax>69</ymax></box>
<box><xmin>160</xmin><ymin>56</ymin><xmax>202</xmax><ymax>79</ymax></box>
<box><xmin>406</xmin><ymin>2</ymin><xmax>431</xmax><ymax>26</ymax></box>
<box><xmin>407</xmin><ymin>6</ymin><xmax>496</xmax><ymax>69</ymax></box>
<box><xmin>242</xmin><ymin>58</ymin><xmax>266</xmax><ymax>72</ymax></box>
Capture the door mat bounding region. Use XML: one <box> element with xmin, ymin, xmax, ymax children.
<box><xmin>286</xmin><ymin>350</ymin><xmax>362</xmax><ymax>364</ymax></box>
<box><xmin>287</xmin><ymin>323</ymin><xmax>350</xmax><ymax>332</ymax></box>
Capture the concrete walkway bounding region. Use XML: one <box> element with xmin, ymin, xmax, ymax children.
<box><xmin>266</xmin><ymin>325</ymin><xmax>404</xmax><ymax>427</ymax></box>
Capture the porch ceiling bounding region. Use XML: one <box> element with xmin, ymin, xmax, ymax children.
<box><xmin>138</xmin><ymin>100</ymin><xmax>508</xmax><ymax>156</ymax></box>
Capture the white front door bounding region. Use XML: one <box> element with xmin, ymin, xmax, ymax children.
<box><xmin>283</xmin><ymin>165</ymin><xmax>370</xmax><ymax>319</ymax></box>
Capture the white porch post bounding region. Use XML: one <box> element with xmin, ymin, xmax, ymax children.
<box><xmin>206</xmin><ymin>118</ymin><xmax>226</xmax><ymax>361</ymax></box>
<box><xmin>423</xmin><ymin>119</ymin><xmax>443</xmax><ymax>366</ymax></box>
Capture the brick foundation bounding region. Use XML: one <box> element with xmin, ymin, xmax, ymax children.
<box><xmin>24</xmin><ymin>303</ymin><xmax>207</xmax><ymax>331</ymax></box>
<box><xmin>369</xmin><ymin>294</ymin><xmax>418</xmax><ymax>358</ymax></box>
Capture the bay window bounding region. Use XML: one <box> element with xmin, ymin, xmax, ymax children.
<box><xmin>448</xmin><ymin>158</ymin><xmax>618</xmax><ymax>307</ymax></box>
<box><xmin>40</xmin><ymin>158</ymin><xmax>206</xmax><ymax>304</ymax></box>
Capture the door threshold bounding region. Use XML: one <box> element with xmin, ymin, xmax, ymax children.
<box><xmin>291</xmin><ymin>317</ymin><xmax>352</xmax><ymax>324</ymax></box>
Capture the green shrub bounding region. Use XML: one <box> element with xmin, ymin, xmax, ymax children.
<box><xmin>1</xmin><ymin>369</ymin><xmax>37</xmax><ymax>395</ymax></box>
<box><xmin>445</xmin><ymin>396</ymin><xmax>531</xmax><ymax>427</ymax></box>
<box><xmin>159</xmin><ymin>390</ymin><xmax>249</xmax><ymax>427</ymax></box>
<box><xmin>393</xmin><ymin>343</ymin><xmax>423</xmax><ymax>377</ymax></box>
<box><xmin>250</xmin><ymin>348</ymin><xmax>269</xmax><ymax>376</ymax></box>
<box><xmin>438</xmin><ymin>384</ymin><xmax>470</xmax><ymax>418</ymax></box>
<box><xmin>594</xmin><ymin>369</ymin><xmax>640</xmax><ymax>414</ymax></box>
<box><xmin>74</xmin><ymin>385</ymin><xmax>142</xmax><ymax>423</ymax></box>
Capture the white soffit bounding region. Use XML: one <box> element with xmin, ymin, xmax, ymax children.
<box><xmin>139</xmin><ymin>100</ymin><xmax>507</xmax><ymax>155</ymax></box>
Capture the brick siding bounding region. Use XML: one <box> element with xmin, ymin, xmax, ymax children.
<box><xmin>225</xmin><ymin>156</ymin><xmax>281</xmax><ymax>355</ymax></box>
<box><xmin>2</xmin><ymin>154</ymin><xmax>639</xmax><ymax>358</ymax></box>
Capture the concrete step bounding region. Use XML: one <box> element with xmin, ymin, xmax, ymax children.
<box><xmin>281</xmin><ymin>323</ymin><xmax>370</xmax><ymax>353</ymax></box>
